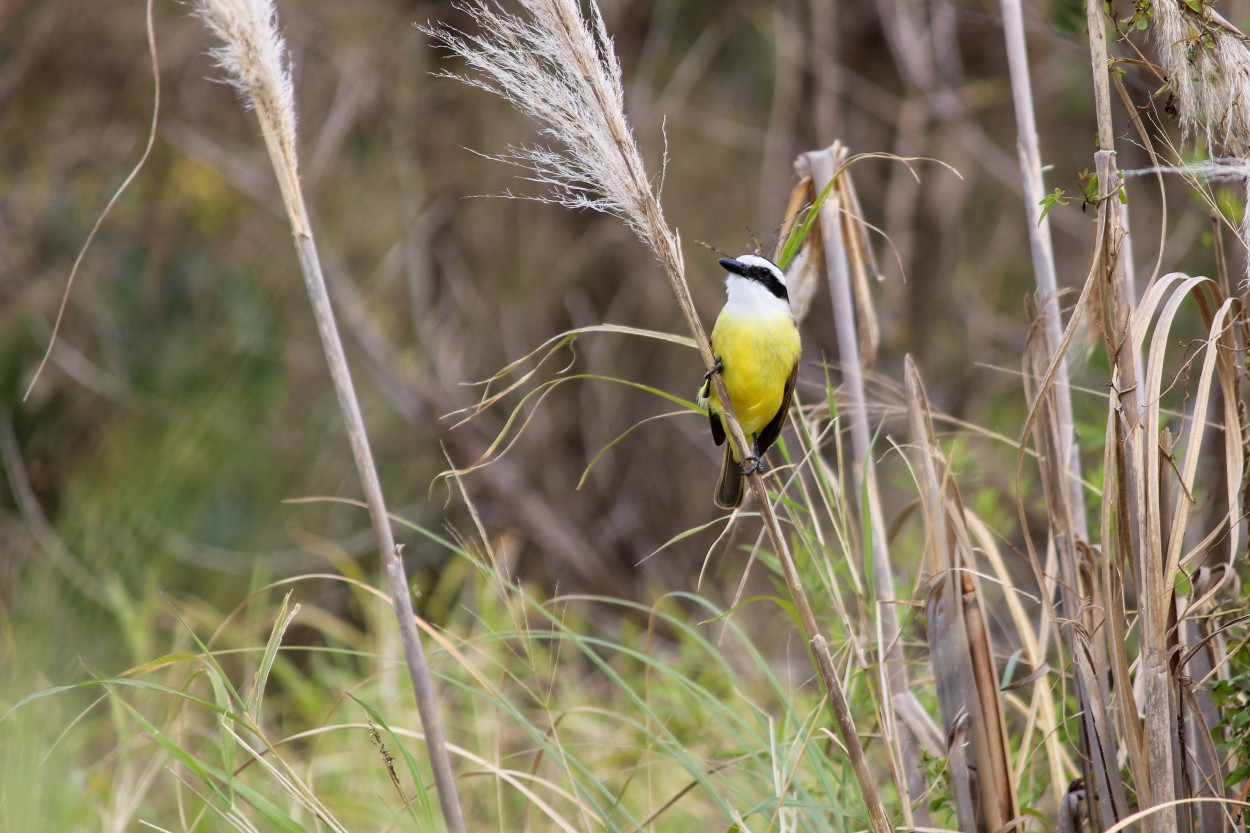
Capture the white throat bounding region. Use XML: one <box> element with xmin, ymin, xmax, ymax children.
<box><xmin>724</xmin><ymin>274</ymin><xmax>792</xmax><ymax>319</ymax></box>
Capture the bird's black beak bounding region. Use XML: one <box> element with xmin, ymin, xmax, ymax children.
<box><xmin>719</xmin><ymin>257</ymin><xmax>747</xmax><ymax>276</ymax></box>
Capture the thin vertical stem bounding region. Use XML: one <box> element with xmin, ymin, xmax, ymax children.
<box><xmin>193</xmin><ymin>0</ymin><xmax>468</xmax><ymax>825</ymax></box>
<box><xmin>292</xmin><ymin>232</ymin><xmax>467</xmax><ymax>833</ymax></box>
<box><xmin>1000</xmin><ymin>0</ymin><xmax>1086</xmax><ymax>542</ymax></box>
<box><xmin>1085</xmin><ymin>1</ymin><xmax>1166</xmax><ymax>830</ymax></box>
<box><xmin>800</xmin><ymin>142</ymin><xmax>925</xmax><ymax>826</ymax></box>
<box><xmin>1000</xmin><ymin>0</ymin><xmax>1107</xmax><ymax>816</ymax></box>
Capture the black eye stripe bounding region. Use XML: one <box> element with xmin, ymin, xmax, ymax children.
<box><xmin>749</xmin><ymin>267</ymin><xmax>788</xmax><ymax>301</ymax></box>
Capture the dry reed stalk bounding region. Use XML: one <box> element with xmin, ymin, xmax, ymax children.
<box><xmin>1133</xmin><ymin>272</ymin><xmax>1244</xmax><ymax>832</ymax></box>
<box><xmin>1183</xmin><ymin>566</ymin><xmax>1235</xmax><ymax>832</ymax></box>
<box><xmin>1022</xmin><ymin>291</ymin><xmax>1129</xmax><ymax>829</ymax></box>
<box><xmin>1013</xmin><ymin>275</ymin><xmax>1119</xmax><ymax>831</ymax></box>
<box><xmin>982</xmin><ymin>13</ymin><xmax>1082</xmax><ymax>800</ymax></box>
<box><xmin>1098</xmin><ymin>391</ymin><xmax>1150</xmax><ymax>794</ymax></box>
<box><xmin>192</xmin><ymin>2</ymin><xmax>467</xmax><ymax>831</ymax></box>
<box><xmin>425</xmin><ymin>3</ymin><xmax>893</xmax><ymax>830</ymax></box>
<box><xmin>906</xmin><ymin>357</ymin><xmax>1019</xmax><ymax>832</ymax></box>
<box><xmin>1101</xmin><ymin>798</ymin><xmax>1250</xmax><ymax>833</ymax></box>
<box><xmin>796</xmin><ymin>142</ymin><xmax>922</xmax><ymax>826</ymax></box>
<box><xmin>773</xmin><ymin>172</ymin><xmax>876</xmax><ymax>354</ymax></box>
<box><xmin>1076</xmin><ymin>2</ymin><xmax>1149</xmax><ymax>827</ymax></box>
<box><xmin>999</xmin><ymin>0</ymin><xmax>1086</xmax><ymax>543</ymax></box>
<box><xmin>775</xmin><ymin>176</ymin><xmax>822</xmax><ymax>321</ymax></box>
<box><xmin>962</xmin><ymin>509</ymin><xmax>1073</xmax><ymax>795</ymax></box>
<box><xmin>839</xmin><ymin>172</ymin><xmax>881</xmax><ymax>371</ymax></box>
<box><xmin>1092</xmin><ymin>6</ymin><xmax>1248</xmax><ymax>819</ymax></box>
<box><xmin>1159</xmin><ymin>429</ymin><xmax>1191</xmax><ymax>833</ymax></box>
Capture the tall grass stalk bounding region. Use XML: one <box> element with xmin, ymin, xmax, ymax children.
<box><xmin>1085</xmin><ymin>2</ymin><xmax>1152</xmax><ymax>828</ymax></box>
<box><xmin>191</xmin><ymin>1</ymin><xmax>466</xmax><ymax>830</ymax></box>
<box><xmin>1000</xmin><ymin>0</ymin><xmax>1096</xmax><ymax>814</ymax></box>
<box><xmin>987</xmin><ymin>3</ymin><xmax>1250</xmax><ymax>829</ymax></box>
<box><xmin>797</xmin><ymin>142</ymin><xmax>923</xmax><ymax>825</ymax></box>
<box><xmin>907</xmin><ymin>357</ymin><xmax>1019</xmax><ymax>833</ymax></box>
<box><xmin>999</xmin><ymin>0</ymin><xmax>1086</xmax><ymax>541</ymax></box>
<box><xmin>424</xmin><ymin>2</ymin><xmax>893</xmax><ymax>829</ymax></box>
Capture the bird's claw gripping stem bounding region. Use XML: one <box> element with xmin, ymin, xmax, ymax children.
<box><xmin>739</xmin><ymin>455</ymin><xmax>764</xmax><ymax>476</ymax></box>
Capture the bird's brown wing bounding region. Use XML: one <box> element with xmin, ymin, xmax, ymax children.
<box><xmin>754</xmin><ymin>361</ymin><xmax>798</xmax><ymax>456</ymax></box>
<box><xmin>708</xmin><ymin>409</ymin><xmax>726</xmax><ymax>447</ymax></box>
<box><xmin>701</xmin><ymin>364</ymin><xmax>726</xmax><ymax>447</ymax></box>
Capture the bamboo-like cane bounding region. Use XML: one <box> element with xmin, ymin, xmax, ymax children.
<box><xmin>1083</xmin><ymin>2</ymin><xmax>1172</xmax><ymax>831</ymax></box>
<box><xmin>1000</xmin><ymin>1</ymin><xmax>1128</xmax><ymax>818</ymax></box>
<box><xmin>798</xmin><ymin>142</ymin><xmax>926</xmax><ymax>827</ymax></box>
<box><xmin>907</xmin><ymin>357</ymin><xmax>1019</xmax><ymax>833</ymax></box>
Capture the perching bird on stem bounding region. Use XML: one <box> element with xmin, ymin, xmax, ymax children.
<box><xmin>698</xmin><ymin>254</ymin><xmax>801</xmax><ymax>509</ymax></box>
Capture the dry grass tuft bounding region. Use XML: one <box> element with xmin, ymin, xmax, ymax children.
<box><xmin>1153</xmin><ymin>1</ymin><xmax>1250</xmax><ymax>157</ymax></box>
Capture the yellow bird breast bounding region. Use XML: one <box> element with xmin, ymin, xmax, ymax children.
<box><xmin>708</xmin><ymin>311</ymin><xmax>800</xmax><ymax>439</ymax></box>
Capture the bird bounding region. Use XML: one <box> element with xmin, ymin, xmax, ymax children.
<box><xmin>697</xmin><ymin>254</ymin><xmax>801</xmax><ymax>509</ymax></box>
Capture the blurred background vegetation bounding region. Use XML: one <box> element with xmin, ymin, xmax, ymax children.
<box><xmin>3</xmin><ymin>0</ymin><xmax>1248</xmax><ymax>829</ymax></box>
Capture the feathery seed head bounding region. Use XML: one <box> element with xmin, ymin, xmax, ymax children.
<box><xmin>423</xmin><ymin>1</ymin><xmax>666</xmax><ymax>248</ymax></box>
<box><xmin>195</xmin><ymin>0</ymin><xmax>295</xmax><ymax>125</ymax></box>
<box><xmin>1151</xmin><ymin>2</ymin><xmax>1250</xmax><ymax>274</ymax></box>
<box><xmin>1153</xmin><ymin>1</ymin><xmax>1250</xmax><ymax>157</ymax></box>
<box><xmin>194</xmin><ymin>0</ymin><xmax>304</xmax><ymax>230</ymax></box>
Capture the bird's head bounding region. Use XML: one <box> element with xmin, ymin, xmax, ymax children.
<box><xmin>719</xmin><ymin>254</ymin><xmax>788</xmax><ymax>302</ymax></box>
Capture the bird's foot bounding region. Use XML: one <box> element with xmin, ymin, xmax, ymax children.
<box><xmin>703</xmin><ymin>358</ymin><xmax>723</xmax><ymax>382</ymax></box>
<box><xmin>739</xmin><ymin>455</ymin><xmax>764</xmax><ymax>476</ymax></box>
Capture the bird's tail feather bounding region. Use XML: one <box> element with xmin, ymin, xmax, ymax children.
<box><xmin>715</xmin><ymin>445</ymin><xmax>744</xmax><ymax>509</ymax></box>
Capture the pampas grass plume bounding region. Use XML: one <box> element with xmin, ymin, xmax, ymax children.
<box><xmin>195</xmin><ymin>0</ymin><xmax>306</xmax><ymax>234</ymax></box>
